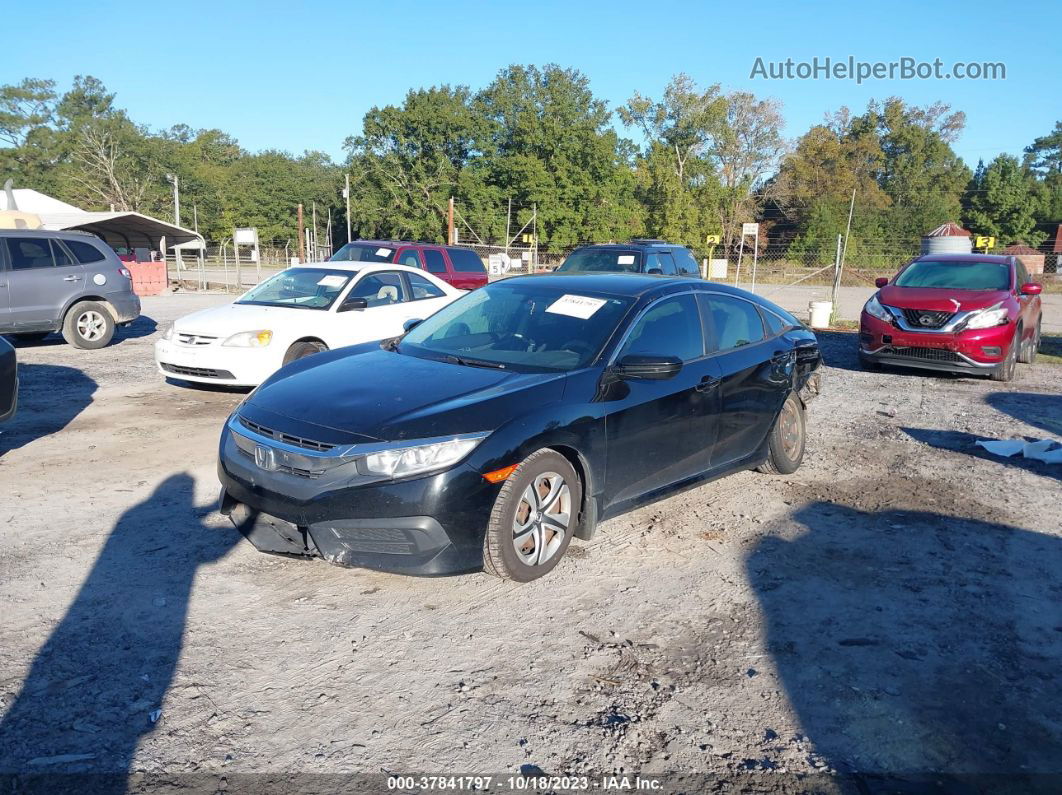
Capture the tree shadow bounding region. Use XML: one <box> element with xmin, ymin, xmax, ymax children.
<box><xmin>0</xmin><ymin>474</ymin><xmax>238</xmax><ymax>792</ymax></box>
<box><xmin>985</xmin><ymin>392</ymin><xmax>1062</xmax><ymax>439</ymax></box>
<box><xmin>748</xmin><ymin>500</ymin><xmax>1062</xmax><ymax>788</ymax></box>
<box><xmin>0</xmin><ymin>364</ymin><xmax>97</xmax><ymax>459</ymax></box>
<box><xmin>5</xmin><ymin>315</ymin><xmax>157</xmax><ymax>348</ymax></box>
<box><xmin>902</xmin><ymin>427</ymin><xmax>1060</xmax><ymax>481</ymax></box>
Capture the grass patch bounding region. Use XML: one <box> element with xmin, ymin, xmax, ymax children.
<box><xmin>1038</xmin><ymin>334</ymin><xmax>1062</xmax><ymax>365</ymax></box>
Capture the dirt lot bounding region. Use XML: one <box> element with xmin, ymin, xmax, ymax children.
<box><xmin>1</xmin><ymin>292</ymin><xmax>1060</xmax><ymax>792</ymax></box>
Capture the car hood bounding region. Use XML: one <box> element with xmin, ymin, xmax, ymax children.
<box><xmin>173</xmin><ymin>302</ymin><xmax>312</xmax><ymax>337</ymax></box>
<box><xmin>241</xmin><ymin>348</ymin><xmax>568</xmax><ymax>445</ymax></box>
<box><xmin>878</xmin><ymin>286</ymin><xmax>1007</xmax><ymax>312</ymax></box>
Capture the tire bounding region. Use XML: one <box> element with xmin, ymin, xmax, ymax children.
<box><xmin>283</xmin><ymin>340</ymin><xmax>328</xmax><ymax>365</ymax></box>
<box><xmin>757</xmin><ymin>392</ymin><xmax>806</xmax><ymax>475</ymax></box>
<box><xmin>62</xmin><ymin>302</ymin><xmax>115</xmax><ymax>349</ymax></box>
<box><xmin>482</xmin><ymin>449</ymin><xmax>582</xmax><ymax>583</ymax></box>
<box><xmin>991</xmin><ymin>332</ymin><xmax>1019</xmax><ymax>382</ymax></box>
<box><xmin>13</xmin><ymin>332</ymin><xmax>51</xmax><ymax>342</ymax></box>
<box><xmin>1017</xmin><ymin>320</ymin><xmax>1040</xmax><ymax>365</ymax></box>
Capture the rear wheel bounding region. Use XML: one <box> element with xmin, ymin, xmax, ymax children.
<box><xmin>283</xmin><ymin>340</ymin><xmax>328</xmax><ymax>365</ymax></box>
<box><xmin>482</xmin><ymin>449</ymin><xmax>581</xmax><ymax>583</ymax></box>
<box><xmin>1017</xmin><ymin>320</ymin><xmax>1040</xmax><ymax>364</ymax></box>
<box><xmin>757</xmin><ymin>393</ymin><xmax>806</xmax><ymax>475</ymax></box>
<box><xmin>62</xmin><ymin>301</ymin><xmax>115</xmax><ymax>349</ymax></box>
<box><xmin>991</xmin><ymin>332</ymin><xmax>1019</xmax><ymax>382</ymax></box>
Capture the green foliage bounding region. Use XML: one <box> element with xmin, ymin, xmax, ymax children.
<box><xmin>962</xmin><ymin>155</ymin><xmax>1045</xmax><ymax>246</ymax></box>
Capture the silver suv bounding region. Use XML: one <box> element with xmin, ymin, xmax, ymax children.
<box><xmin>0</xmin><ymin>229</ymin><xmax>141</xmax><ymax>348</ymax></box>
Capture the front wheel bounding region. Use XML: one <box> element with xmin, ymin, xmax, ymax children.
<box><xmin>991</xmin><ymin>333</ymin><xmax>1019</xmax><ymax>382</ymax></box>
<box><xmin>283</xmin><ymin>340</ymin><xmax>328</xmax><ymax>365</ymax></box>
<box><xmin>1017</xmin><ymin>320</ymin><xmax>1040</xmax><ymax>365</ymax></box>
<box><xmin>482</xmin><ymin>449</ymin><xmax>581</xmax><ymax>582</ymax></box>
<box><xmin>62</xmin><ymin>301</ymin><xmax>115</xmax><ymax>349</ymax></box>
<box><xmin>757</xmin><ymin>393</ymin><xmax>806</xmax><ymax>475</ymax></box>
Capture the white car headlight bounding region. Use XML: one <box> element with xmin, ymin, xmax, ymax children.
<box><xmin>223</xmin><ymin>330</ymin><xmax>273</xmax><ymax>347</ymax></box>
<box><xmin>962</xmin><ymin>302</ymin><xmax>1009</xmax><ymax>330</ymax></box>
<box><xmin>362</xmin><ymin>433</ymin><xmax>489</xmax><ymax>479</ymax></box>
<box><xmin>864</xmin><ymin>295</ymin><xmax>892</xmax><ymax>323</ymax></box>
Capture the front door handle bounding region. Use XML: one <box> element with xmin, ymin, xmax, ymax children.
<box><xmin>696</xmin><ymin>375</ymin><xmax>720</xmax><ymax>392</ymax></box>
<box><xmin>63</xmin><ymin>275</ymin><xmax>81</xmax><ymax>282</ymax></box>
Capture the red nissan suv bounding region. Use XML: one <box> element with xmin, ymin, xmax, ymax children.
<box><xmin>859</xmin><ymin>254</ymin><xmax>1043</xmax><ymax>381</ymax></box>
<box><xmin>328</xmin><ymin>240</ymin><xmax>488</xmax><ymax>290</ymax></box>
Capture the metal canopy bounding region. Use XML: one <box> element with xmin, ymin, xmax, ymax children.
<box><xmin>38</xmin><ymin>211</ymin><xmax>201</xmax><ymax>249</ymax></box>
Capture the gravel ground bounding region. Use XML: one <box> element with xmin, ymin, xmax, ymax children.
<box><xmin>1</xmin><ymin>291</ymin><xmax>1060</xmax><ymax>792</ymax></box>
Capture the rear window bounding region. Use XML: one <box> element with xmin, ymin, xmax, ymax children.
<box><xmin>447</xmin><ymin>248</ymin><xmax>486</xmax><ymax>273</ymax></box>
<box><xmin>894</xmin><ymin>260</ymin><xmax>1011</xmax><ymax>291</ymax></box>
<box><xmin>329</xmin><ymin>243</ymin><xmax>396</xmax><ymax>263</ymax></box>
<box><xmin>65</xmin><ymin>239</ymin><xmax>107</xmax><ymax>264</ymax></box>
<box><xmin>557</xmin><ymin>248</ymin><xmax>642</xmax><ymax>273</ymax></box>
<box><xmin>673</xmin><ymin>248</ymin><xmax>700</xmax><ymax>276</ymax></box>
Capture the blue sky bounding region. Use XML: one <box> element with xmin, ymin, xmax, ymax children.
<box><xmin>4</xmin><ymin>0</ymin><xmax>1059</xmax><ymax>167</ymax></box>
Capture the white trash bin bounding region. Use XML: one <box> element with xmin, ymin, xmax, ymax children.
<box><xmin>809</xmin><ymin>301</ymin><xmax>833</xmax><ymax>329</ymax></box>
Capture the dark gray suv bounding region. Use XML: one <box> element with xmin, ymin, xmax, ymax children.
<box><xmin>555</xmin><ymin>239</ymin><xmax>702</xmax><ymax>277</ymax></box>
<box><xmin>0</xmin><ymin>229</ymin><xmax>141</xmax><ymax>348</ymax></box>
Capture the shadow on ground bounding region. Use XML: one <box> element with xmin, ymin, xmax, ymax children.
<box><xmin>902</xmin><ymin>427</ymin><xmax>1060</xmax><ymax>481</ymax></box>
<box><xmin>0</xmin><ymin>474</ymin><xmax>238</xmax><ymax>792</ymax></box>
<box><xmin>985</xmin><ymin>392</ymin><xmax>1062</xmax><ymax>438</ymax></box>
<box><xmin>748</xmin><ymin>500</ymin><xmax>1062</xmax><ymax>786</ymax></box>
<box><xmin>0</xmin><ymin>364</ymin><xmax>96</xmax><ymax>459</ymax></box>
<box><xmin>5</xmin><ymin>315</ymin><xmax>157</xmax><ymax>349</ymax></box>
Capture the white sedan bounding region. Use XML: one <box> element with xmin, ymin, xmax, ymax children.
<box><xmin>155</xmin><ymin>262</ymin><xmax>462</xmax><ymax>386</ymax></box>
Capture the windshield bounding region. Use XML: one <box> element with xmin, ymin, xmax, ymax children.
<box><xmin>398</xmin><ymin>282</ymin><xmax>633</xmax><ymax>372</ymax></box>
<box><xmin>556</xmin><ymin>248</ymin><xmax>642</xmax><ymax>273</ymax></box>
<box><xmin>329</xmin><ymin>243</ymin><xmax>396</xmax><ymax>263</ymax></box>
<box><xmin>236</xmin><ymin>268</ymin><xmax>353</xmax><ymax>310</ymax></box>
<box><xmin>894</xmin><ymin>260</ymin><xmax>1011</xmax><ymax>291</ymax></box>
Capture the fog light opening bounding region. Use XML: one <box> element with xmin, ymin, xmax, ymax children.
<box><xmin>981</xmin><ymin>346</ymin><xmax>1002</xmax><ymax>357</ymax></box>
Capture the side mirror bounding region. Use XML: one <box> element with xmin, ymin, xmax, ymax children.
<box><xmin>646</xmin><ymin>268</ymin><xmax>663</xmax><ymax>276</ymax></box>
<box><xmin>875</xmin><ymin>277</ymin><xmax>889</xmax><ymax>288</ymax></box>
<box><xmin>338</xmin><ymin>297</ymin><xmax>368</xmax><ymax>312</ymax></box>
<box><xmin>1020</xmin><ymin>282</ymin><xmax>1042</xmax><ymax>295</ymax></box>
<box><xmin>613</xmin><ymin>354</ymin><xmax>682</xmax><ymax>381</ymax></box>
<box><xmin>402</xmin><ymin>317</ymin><xmax>424</xmax><ymax>333</ymax></box>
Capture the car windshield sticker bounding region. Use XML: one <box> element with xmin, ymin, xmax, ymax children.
<box><xmin>617</xmin><ymin>255</ymin><xmax>636</xmax><ymax>265</ymax></box>
<box><xmin>546</xmin><ymin>294</ymin><xmax>608</xmax><ymax>320</ymax></box>
<box><xmin>317</xmin><ymin>275</ymin><xmax>348</xmax><ymax>288</ymax></box>
<box><xmin>375</xmin><ymin>247</ymin><xmax>392</xmax><ymax>257</ymax></box>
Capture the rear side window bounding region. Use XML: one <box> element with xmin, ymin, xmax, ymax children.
<box><xmin>423</xmin><ymin>249</ymin><xmax>448</xmax><ymax>274</ymax></box>
<box><xmin>447</xmin><ymin>248</ymin><xmax>486</xmax><ymax>273</ymax></box>
<box><xmin>6</xmin><ymin>237</ymin><xmax>56</xmax><ymax>270</ymax></box>
<box><xmin>760</xmin><ymin>308</ymin><xmax>789</xmax><ymax>337</ymax></box>
<box><xmin>703</xmin><ymin>294</ymin><xmax>765</xmax><ymax>351</ymax></box>
<box><xmin>407</xmin><ymin>272</ymin><xmax>446</xmax><ymax>300</ymax></box>
<box><xmin>646</xmin><ymin>252</ymin><xmax>677</xmax><ymax>275</ymax></box>
<box><xmin>619</xmin><ymin>294</ymin><xmax>703</xmax><ymax>362</ymax></box>
<box><xmin>64</xmin><ymin>239</ymin><xmax>106</xmax><ymax>264</ymax></box>
<box><xmin>673</xmin><ymin>248</ymin><xmax>700</xmax><ymax>276</ymax></box>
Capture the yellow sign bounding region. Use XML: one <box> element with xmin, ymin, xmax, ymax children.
<box><xmin>522</xmin><ymin>233</ymin><xmax>536</xmax><ymax>244</ymax></box>
<box><xmin>705</xmin><ymin>234</ymin><xmax>721</xmax><ymax>245</ymax></box>
<box><xmin>974</xmin><ymin>235</ymin><xmax>996</xmax><ymax>250</ymax></box>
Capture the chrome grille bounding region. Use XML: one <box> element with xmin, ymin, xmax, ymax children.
<box><xmin>238</xmin><ymin>416</ymin><xmax>337</xmax><ymax>453</ymax></box>
<box><xmin>901</xmin><ymin>308</ymin><xmax>954</xmax><ymax>330</ymax></box>
<box><xmin>176</xmin><ymin>332</ymin><xmax>218</xmax><ymax>346</ymax></box>
<box><xmin>234</xmin><ymin>445</ymin><xmax>323</xmax><ymax>478</ymax></box>
<box><xmin>887</xmin><ymin>346</ymin><xmax>963</xmax><ymax>363</ymax></box>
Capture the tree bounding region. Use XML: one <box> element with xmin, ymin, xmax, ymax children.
<box><xmin>963</xmin><ymin>155</ymin><xmax>1044</xmax><ymax>246</ymax></box>
<box><xmin>0</xmin><ymin>78</ymin><xmax>56</xmax><ymax>147</ymax></box>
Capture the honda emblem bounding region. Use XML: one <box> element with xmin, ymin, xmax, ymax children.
<box><xmin>254</xmin><ymin>444</ymin><xmax>278</xmax><ymax>471</ymax></box>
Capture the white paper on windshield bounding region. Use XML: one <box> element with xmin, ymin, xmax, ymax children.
<box><xmin>317</xmin><ymin>275</ymin><xmax>348</xmax><ymax>288</ymax></box>
<box><xmin>617</xmin><ymin>255</ymin><xmax>636</xmax><ymax>265</ymax></box>
<box><xmin>375</xmin><ymin>247</ymin><xmax>392</xmax><ymax>257</ymax></box>
<box><xmin>546</xmin><ymin>294</ymin><xmax>607</xmax><ymax>320</ymax></box>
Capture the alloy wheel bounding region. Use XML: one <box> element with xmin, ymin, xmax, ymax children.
<box><xmin>77</xmin><ymin>311</ymin><xmax>106</xmax><ymax>342</ymax></box>
<box><xmin>512</xmin><ymin>471</ymin><xmax>571</xmax><ymax>566</ymax></box>
<box><xmin>779</xmin><ymin>399</ymin><xmax>803</xmax><ymax>460</ymax></box>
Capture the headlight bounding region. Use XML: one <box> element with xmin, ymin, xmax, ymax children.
<box><xmin>962</xmin><ymin>303</ymin><xmax>1009</xmax><ymax>330</ymax></box>
<box><xmin>864</xmin><ymin>295</ymin><xmax>892</xmax><ymax>323</ymax></box>
<box><xmin>223</xmin><ymin>330</ymin><xmax>273</xmax><ymax>347</ymax></box>
<box><xmin>361</xmin><ymin>433</ymin><xmax>489</xmax><ymax>479</ymax></box>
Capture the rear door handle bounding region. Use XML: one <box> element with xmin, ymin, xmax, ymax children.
<box><xmin>63</xmin><ymin>275</ymin><xmax>81</xmax><ymax>282</ymax></box>
<box><xmin>696</xmin><ymin>375</ymin><xmax>720</xmax><ymax>392</ymax></box>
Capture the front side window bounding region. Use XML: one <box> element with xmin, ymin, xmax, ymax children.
<box><xmin>447</xmin><ymin>248</ymin><xmax>487</xmax><ymax>273</ymax></box>
<box><xmin>399</xmin><ymin>283</ymin><xmax>632</xmax><ymax>372</ymax></box>
<box><xmin>894</xmin><ymin>260</ymin><xmax>1011</xmax><ymax>291</ymax></box>
<box><xmin>346</xmin><ymin>272</ymin><xmax>407</xmax><ymax>307</ymax></box>
<box><xmin>6</xmin><ymin>237</ymin><xmax>55</xmax><ymax>270</ymax></box>
<box><xmin>397</xmin><ymin>249</ymin><xmax>422</xmax><ymax>268</ymax></box>
<box><xmin>423</xmin><ymin>249</ymin><xmax>448</xmax><ymax>273</ymax></box>
<box><xmin>556</xmin><ymin>248</ymin><xmax>641</xmax><ymax>273</ymax></box>
<box><xmin>407</xmin><ymin>272</ymin><xmax>446</xmax><ymax>300</ymax></box>
<box><xmin>704</xmin><ymin>294</ymin><xmax>765</xmax><ymax>351</ymax></box>
<box><xmin>236</xmin><ymin>268</ymin><xmax>352</xmax><ymax>310</ymax></box>
<box><xmin>328</xmin><ymin>243</ymin><xmax>396</xmax><ymax>263</ymax></box>
<box><xmin>618</xmin><ymin>294</ymin><xmax>702</xmax><ymax>361</ymax></box>
<box><xmin>65</xmin><ymin>239</ymin><xmax>106</xmax><ymax>264</ymax></box>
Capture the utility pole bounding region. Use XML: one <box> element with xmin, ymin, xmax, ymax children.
<box><xmin>344</xmin><ymin>173</ymin><xmax>352</xmax><ymax>245</ymax></box>
<box><xmin>531</xmin><ymin>203</ymin><xmax>538</xmax><ymax>271</ymax></box>
<box><xmin>447</xmin><ymin>197</ymin><xmax>455</xmax><ymax>245</ymax></box>
<box><xmin>841</xmin><ymin>187</ymin><xmax>856</xmax><ymax>268</ymax></box>
<box><xmin>312</xmin><ymin>202</ymin><xmax>318</xmax><ymax>262</ymax></box>
<box><xmin>297</xmin><ymin>204</ymin><xmax>305</xmax><ymax>263</ymax></box>
<box><xmin>166</xmin><ymin>173</ymin><xmax>181</xmax><ymax>271</ymax></box>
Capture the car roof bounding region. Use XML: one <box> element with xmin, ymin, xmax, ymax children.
<box><xmin>570</xmin><ymin>240</ymin><xmax>688</xmax><ymax>251</ymax></box>
<box><xmin>913</xmin><ymin>253</ymin><xmax>1014</xmax><ymax>265</ymax></box>
<box><xmin>291</xmin><ymin>261</ymin><xmax>449</xmax><ymax>279</ymax></box>
<box><xmin>498</xmin><ymin>272</ymin><xmax>744</xmax><ymax>298</ymax></box>
<box><xmin>0</xmin><ymin>228</ymin><xmax>100</xmax><ymax>240</ymax></box>
<box><xmin>343</xmin><ymin>239</ymin><xmax>477</xmax><ymax>251</ymax></box>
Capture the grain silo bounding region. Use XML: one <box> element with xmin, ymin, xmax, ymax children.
<box><xmin>921</xmin><ymin>222</ymin><xmax>972</xmax><ymax>255</ymax></box>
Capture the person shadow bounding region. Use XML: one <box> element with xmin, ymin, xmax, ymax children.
<box><xmin>748</xmin><ymin>500</ymin><xmax>1062</xmax><ymax>790</ymax></box>
<box><xmin>0</xmin><ymin>474</ymin><xmax>238</xmax><ymax>793</ymax></box>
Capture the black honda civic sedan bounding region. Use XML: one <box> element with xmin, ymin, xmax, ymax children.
<box><xmin>218</xmin><ymin>273</ymin><xmax>821</xmax><ymax>581</ymax></box>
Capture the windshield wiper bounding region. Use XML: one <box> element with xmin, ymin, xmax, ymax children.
<box><xmin>445</xmin><ymin>354</ymin><xmax>506</xmax><ymax>370</ymax></box>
